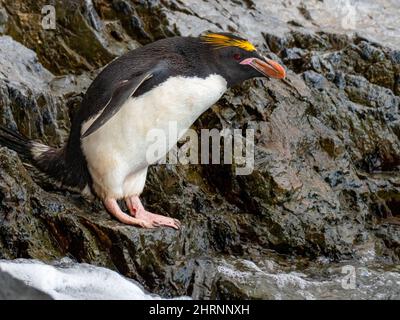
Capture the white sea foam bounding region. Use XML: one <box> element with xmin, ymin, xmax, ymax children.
<box><xmin>216</xmin><ymin>258</ymin><xmax>400</xmax><ymax>300</ymax></box>
<box><xmin>2</xmin><ymin>258</ymin><xmax>399</xmax><ymax>300</ymax></box>
<box><xmin>0</xmin><ymin>259</ymin><xmax>187</xmax><ymax>300</ymax></box>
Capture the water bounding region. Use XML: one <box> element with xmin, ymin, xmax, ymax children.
<box><xmin>0</xmin><ymin>258</ymin><xmax>176</xmax><ymax>300</ymax></box>
<box><xmin>215</xmin><ymin>257</ymin><xmax>400</xmax><ymax>299</ymax></box>
<box><xmin>1</xmin><ymin>257</ymin><xmax>399</xmax><ymax>300</ymax></box>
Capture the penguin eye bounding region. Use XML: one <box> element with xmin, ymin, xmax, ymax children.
<box><xmin>233</xmin><ymin>53</ymin><xmax>242</xmax><ymax>61</ymax></box>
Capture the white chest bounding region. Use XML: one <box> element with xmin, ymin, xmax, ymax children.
<box><xmin>124</xmin><ymin>74</ymin><xmax>227</xmax><ymax>135</ymax></box>
<box><xmin>81</xmin><ymin>74</ymin><xmax>227</xmax><ymax>169</ymax></box>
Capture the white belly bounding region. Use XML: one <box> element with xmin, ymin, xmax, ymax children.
<box><xmin>81</xmin><ymin>74</ymin><xmax>227</xmax><ymax>199</ymax></box>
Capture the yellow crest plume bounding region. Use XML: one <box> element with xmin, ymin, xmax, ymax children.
<box><xmin>201</xmin><ymin>33</ymin><xmax>256</xmax><ymax>51</ymax></box>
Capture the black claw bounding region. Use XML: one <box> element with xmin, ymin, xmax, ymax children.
<box><xmin>173</xmin><ymin>219</ymin><xmax>182</xmax><ymax>228</ymax></box>
<box><xmin>153</xmin><ymin>221</ymin><xmax>161</xmax><ymax>228</ymax></box>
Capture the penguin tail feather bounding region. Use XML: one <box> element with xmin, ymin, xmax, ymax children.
<box><xmin>0</xmin><ymin>126</ymin><xmax>85</xmax><ymax>191</ymax></box>
<box><xmin>0</xmin><ymin>126</ymin><xmax>34</xmax><ymax>160</ymax></box>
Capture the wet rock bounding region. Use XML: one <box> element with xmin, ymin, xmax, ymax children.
<box><xmin>208</xmin><ymin>256</ymin><xmax>400</xmax><ymax>300</ymax></box>
<box><xmin>0</xmin><ymin>35</ymin><xmax>91</xmax><ymax>144</ymax></box>
<box><xmin>0</xmin><ymin>8</ymin><xmax>8</xmax><ymax>34</ymax></box>
<box><xmin>0</xmin><ymin>0</ymin><xmax>399</xmax><ymax>299</ymax></box>
<box><xmin>1</xmin><ymin>0</ymin><xmax>139</xmax><ymax>75</ymax></box>
<box><xmin>303</xmin><ymin>70</ymin><xmax>328</xmax><ymax>90</ymax></box>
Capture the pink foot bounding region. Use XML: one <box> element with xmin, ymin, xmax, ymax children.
<box><xmin>126</xmin><ymin>196</ymin><xmax>181</xmax><ymax>230</ymax></box>
<box><xmin>103</xmin><ymin>198</ymin><xmax>155</xmax><ymax>228</ymax></box>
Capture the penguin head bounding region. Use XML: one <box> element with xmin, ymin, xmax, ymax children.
<box><xmin>199</xmin><ymin>33</ymin><xmax>286</xmax><ymax>87</ymax></box>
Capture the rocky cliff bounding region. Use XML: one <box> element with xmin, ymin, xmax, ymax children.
<box><xmin>0</xmin><ymin>0</ymin><xmax>399</xmax><ymax>299</ymax></box>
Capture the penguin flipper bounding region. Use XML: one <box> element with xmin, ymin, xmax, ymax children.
<box><xmin>81</xmin><ymin>71</ymin><xmax>154</xmax><ymax>138</ymax></box>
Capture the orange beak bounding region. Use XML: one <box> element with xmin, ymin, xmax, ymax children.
<box><xmin>240</xmin><ymin>57</ymin><xmax>286</xmax><ymax>79</ymax></box>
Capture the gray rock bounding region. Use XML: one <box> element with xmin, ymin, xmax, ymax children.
<box><xmin>0</xmin><ymin>270</ymin><xmax>52</xmax><ymax>300</ymax></box>
<box><xmin>0</xmin><ymin>8</ymin><xmax>8</xmax><ymax>34</ymax></box>
<box><xmin>0</xmin><ymin>0</ymin><xmax>399</xmax><ymax>299</ymax></box>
